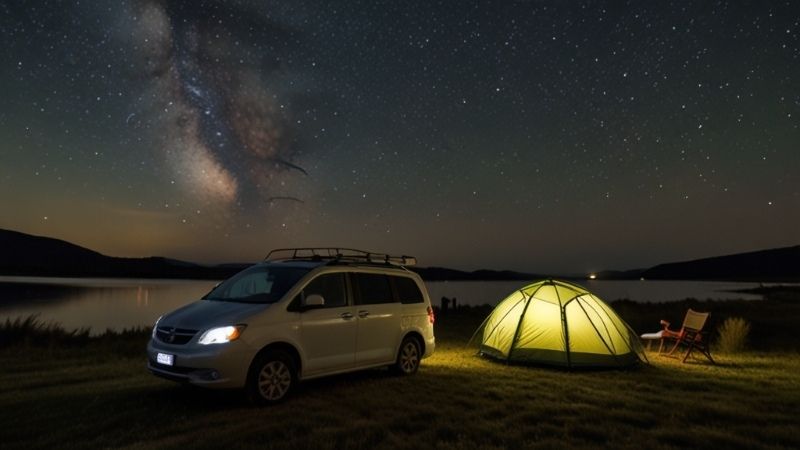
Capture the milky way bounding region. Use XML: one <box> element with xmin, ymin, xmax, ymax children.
<box><xmin>133</xmin><ymin>0</ymin><xmax>307</xmax><ymax>208</ymax></box>
<box><xmin>1</xmin><ymin>1</ymin><xmax>798</xmax><ymax>271</ymax></box>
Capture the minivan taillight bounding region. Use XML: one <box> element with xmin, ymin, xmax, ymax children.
<box><xmin>427</xmin><ymin>306</ymin><xmax>435</xmax><ymax>324</ymax></box>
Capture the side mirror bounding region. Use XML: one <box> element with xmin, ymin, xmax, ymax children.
<box><xmin>303</xmin><ymin>294</ymin><xmax>325</xmax><ymax>308</ymax></box>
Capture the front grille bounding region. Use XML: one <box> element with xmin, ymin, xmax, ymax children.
<box><xmin>156</xmin><ymin>326</ymin><xmax>198</xmax><ymax>345</ymax></box>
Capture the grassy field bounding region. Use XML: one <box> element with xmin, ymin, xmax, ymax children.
<box><xmin>1</xmin><ymin>299</ymin><xmax>800</xmax><ymax>449</ymax></box>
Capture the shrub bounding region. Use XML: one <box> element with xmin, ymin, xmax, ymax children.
<box><xmin>0</xmin><ymin>315</ymin><xmax>90</xmax><ymax>348</ymax></box>
<box><xmin>716</xmin><ymin>317</ymin><xmax>751</xmax><ymax>354</ymax></box>
<box><xmin>0</xmin><ymin>315</ymin><xmax>150</xmax><ymax>354</ymax></box>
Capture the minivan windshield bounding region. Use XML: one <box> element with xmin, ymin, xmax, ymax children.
<box><xmin>203</xmin><ymin>266</ymin><xmax>311</xmax><ymax>304</ymax></box>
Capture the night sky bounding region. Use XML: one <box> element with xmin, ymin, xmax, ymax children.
<box><xmin>1</xmin><ymin>1</ymin><xmax>798</xmax><ymax>274</ymax></box>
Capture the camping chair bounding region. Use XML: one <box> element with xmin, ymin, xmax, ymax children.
<box><xmin>641</xmin><ymin>309</ymin><xmax>715</xmax><ymax>364</ymax></box>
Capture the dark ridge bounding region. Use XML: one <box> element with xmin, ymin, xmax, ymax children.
<box><xmin>639</xmin><ymin>245</ymin><xmax>800</xmax><ymax>282</ymax></box>
<box><xmin>409</xmin><ymin>267</ymin><xmax>542</xmax><ymax>281</ymax></box>
<box><xmin>593</xmin><ymin>269</ymin><xmax>646</xmax><ymax>280</ymax></box>
<box><xmin>2</xmin><ymin>228</ymin><xmax>798</xmax><ymax>282</ymax></box>
<box><xmin>0</xmin><ymin>229</ymin><xmax>242</xmax><ymax>280</ymax></box>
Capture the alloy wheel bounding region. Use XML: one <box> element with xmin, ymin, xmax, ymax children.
<box><xmin>258</xmin><ymin>360</ymin><xmax>292</xmax><ymax>401</ymax></box>
<box><xmin>399</xmin><ymin>341</ymin><xmax>420</xmax><ymax>373</ymax></box>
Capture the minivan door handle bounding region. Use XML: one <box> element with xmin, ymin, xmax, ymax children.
<box><xmin>340</xmin><ymin>312</ymin><xmax>354</xmax><ymax>320</ymax></box>
<box><xmin>357</xmin><ymin>310</ymin><xmax>369</xmax><ymax>318</ymax></box>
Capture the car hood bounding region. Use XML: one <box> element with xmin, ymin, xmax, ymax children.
<box><xmin>161</xmin><ymin>299</ymin><xmax>268</xmax><ymax>330</ymax></box>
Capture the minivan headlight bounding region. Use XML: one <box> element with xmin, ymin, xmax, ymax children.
<box><xmin>198</xmin><ymin>325</ymin><xmax>246</xmax><ymax>345</ymax></box>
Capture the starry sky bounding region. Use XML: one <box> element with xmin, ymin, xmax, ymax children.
<box><xmin>1</xmin><ymin>0</ymin><xmax>798</xmax><ymax>274</ymax></box>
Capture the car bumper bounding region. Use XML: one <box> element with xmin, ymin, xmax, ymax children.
<box><xmin>146</xmin><ymin>339</ymin><xmax>254</xmax><ymax>389</ymax></box>
<box><xmin>423</xmin><ymin>336</ymin><xmax>435</xmax><ymax>358</ymax></box>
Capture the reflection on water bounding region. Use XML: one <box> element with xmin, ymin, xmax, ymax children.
<box><xmin>0</xmin><ymin>276</ymin><xmax>779</xmax><ymax>333</ymax></box>
<box><xmin>0</xmin><ymin>277</ymin><xmax>218</xmax><ymax>334</ymax></box>
<box><xmin>0</xmin><ymin>282</ymin><xmax>91</xmax><ymax>305</ymax></box>
<box><xmin>136</xmin><ymin>286</ymin><xmax>149</xmax><ymax>307</ymax></box>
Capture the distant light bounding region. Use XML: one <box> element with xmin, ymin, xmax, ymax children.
<box><xmin>589</xmin><ymin>274</ymin><xmax>597</xmax><ymax>280</ymax></box>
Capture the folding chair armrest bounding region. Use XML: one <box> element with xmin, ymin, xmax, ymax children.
<box><xmin>660</xmin><ymin>326</ymin><xmax>683</xmax><ymax>339</ymax></box>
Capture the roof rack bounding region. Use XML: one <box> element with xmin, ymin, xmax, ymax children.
<box><xmin>264</xmin><ymin>248</ymin><xmax>417</xmax><ymax>267</ymax></box>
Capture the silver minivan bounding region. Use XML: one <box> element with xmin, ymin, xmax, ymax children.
<box><xmin>147</xmin><ymin>248</ymin><xmax>436</xmax><ymax>403</ymax></box>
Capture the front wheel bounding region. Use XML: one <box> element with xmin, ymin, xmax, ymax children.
<box><xmin>247</xmin><ymin>350</ymin><xmax>297</xmax><ymax>405</ymax></box>
<box><xmin>392</xmin><ymin>336</ymin><xmax>421</xmax><ymax>375</ymax></box>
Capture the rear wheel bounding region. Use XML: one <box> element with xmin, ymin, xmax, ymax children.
<box><xmin>392</xmin><ymin>336</ymin><xmax>421</xmax><ymax>375</ymax></box>
<box><xmin>247</xmin><ymin>350</ymin><xmax>297</xmax><ymax>405</ymax></box>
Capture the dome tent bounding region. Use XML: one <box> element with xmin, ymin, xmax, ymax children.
<box><xmin>477</xmin><ymin>279</ymin><xmax>645</xmax><ymax>368</ymax></box>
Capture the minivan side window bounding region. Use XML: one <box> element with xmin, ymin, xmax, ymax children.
<box><xmin>292</xmin><ymin>273</ymin><xmax>347</xmax><ymax>309</ymax></box>
<box><xmin>392</xmin><ymin>276</ymin><xmax>424</xmax><ymax>304</ymax></box>
<box><xmin>354</xmin><ymin>273</ymin><xmax>395</xmax><ymax>305</ymax></box>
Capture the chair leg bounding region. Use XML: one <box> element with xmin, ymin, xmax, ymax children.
<box><xmin>700</xmin><ymin>347</ymin><xmax>715</xmax><ymax>365</ymax></box>
<box><xmin>666</xmin><ymin>338</ymin><xmax>683</xmax><ymax>356</ymax></box>
<box><xmin>680</xmin><ymin>342</ymin><xmax>715</xmax><ymax>364</ymax></box>
<box><xmin>681</xmin><ymin>341</ymin><xmax>696</xmax><ymax>363</ymax></box>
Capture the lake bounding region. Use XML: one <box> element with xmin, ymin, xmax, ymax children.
<box><xmin>0</xmin><ymin>276</ymin><xmax>775</xmax><ymax>334</ymax></box>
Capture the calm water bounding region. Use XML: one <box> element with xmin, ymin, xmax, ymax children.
<box><xmin>0</xmin><ymin>276</ymin><xmax>772</xmax><ymax>333</ymax></box>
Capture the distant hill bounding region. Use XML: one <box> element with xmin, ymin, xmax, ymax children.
<box><xmin>593</xmin><ymin>269</ymin><xmax>646</xmax><ymax>280</ymax></box>
<box><xmin>0</xmin><ymin>229</ymin><xmax>243</xmax><ymax>279</ymax></box>
<box><xmin>0</xmin><ymin>228</ymin><xmax>540</xmax><ymax>281</ymax></box>
<box><xmin>1</xmin><ymin>228</ymin><xmax>797</xmax><ymax>281</ymax></box>
<box><xmin>410</xmin><ymin>267</ymin><xmax>541</xmax><ymax>281</ymax></box>
<box><xmin>638</xmin><ymin>245</ymin><xmax>800</xmax><ymax>282</ymax></box>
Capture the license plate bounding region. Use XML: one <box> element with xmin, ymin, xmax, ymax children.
<box><xmin>156</xmin><ymin>352</ymin><xmax>174</xmax><ymax>366</ymax></box>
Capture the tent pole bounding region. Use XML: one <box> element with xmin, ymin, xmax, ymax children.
<box><xmin>549</xmin><ymin>280</ymin><xmax>572</xmax><ymax>369</ymax></box>
<box><xmin>586</xmin><ymin>296</ymin><xmax>649</xmax><ymax>364</ymax></box>
<box><xmin>469</xmin><ymin>293</ymin><xmax>527</xmax><ymax>352</ymax></box>
<box><xmin>574</xmin><ymin>297</ymin><xmax>619</xmax><ymax>364</ymax></box>
<box><xmin>506</xmin><ymin>289</ymin><xmax>537</xmax><ymax>362</ymax></box>
<box><xmin>466</xmin><ymin>314</ymin><xmax>493</xmax><ymax>351</ymax></box>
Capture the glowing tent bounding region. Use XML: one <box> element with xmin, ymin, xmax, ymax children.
<box><xmin>477</xmin><ymin>279</ymin><xmax>645</xmax><ymax>368</ymax></box>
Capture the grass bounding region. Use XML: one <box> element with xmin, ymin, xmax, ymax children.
<box><xmin>2</xmin><ymin>302</ymin><xmax>800</xmax><ymax>449</ymax></box>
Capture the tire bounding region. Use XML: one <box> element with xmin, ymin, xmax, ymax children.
<box><xmin>247</xmin><ymin>350</ymin><xmax>297</xmax><ymax>405</ymax></box>
<box><xmin>392</xmin><ymin>336</ymin><xmax>422</xmax><ymax>375</ymax></box>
